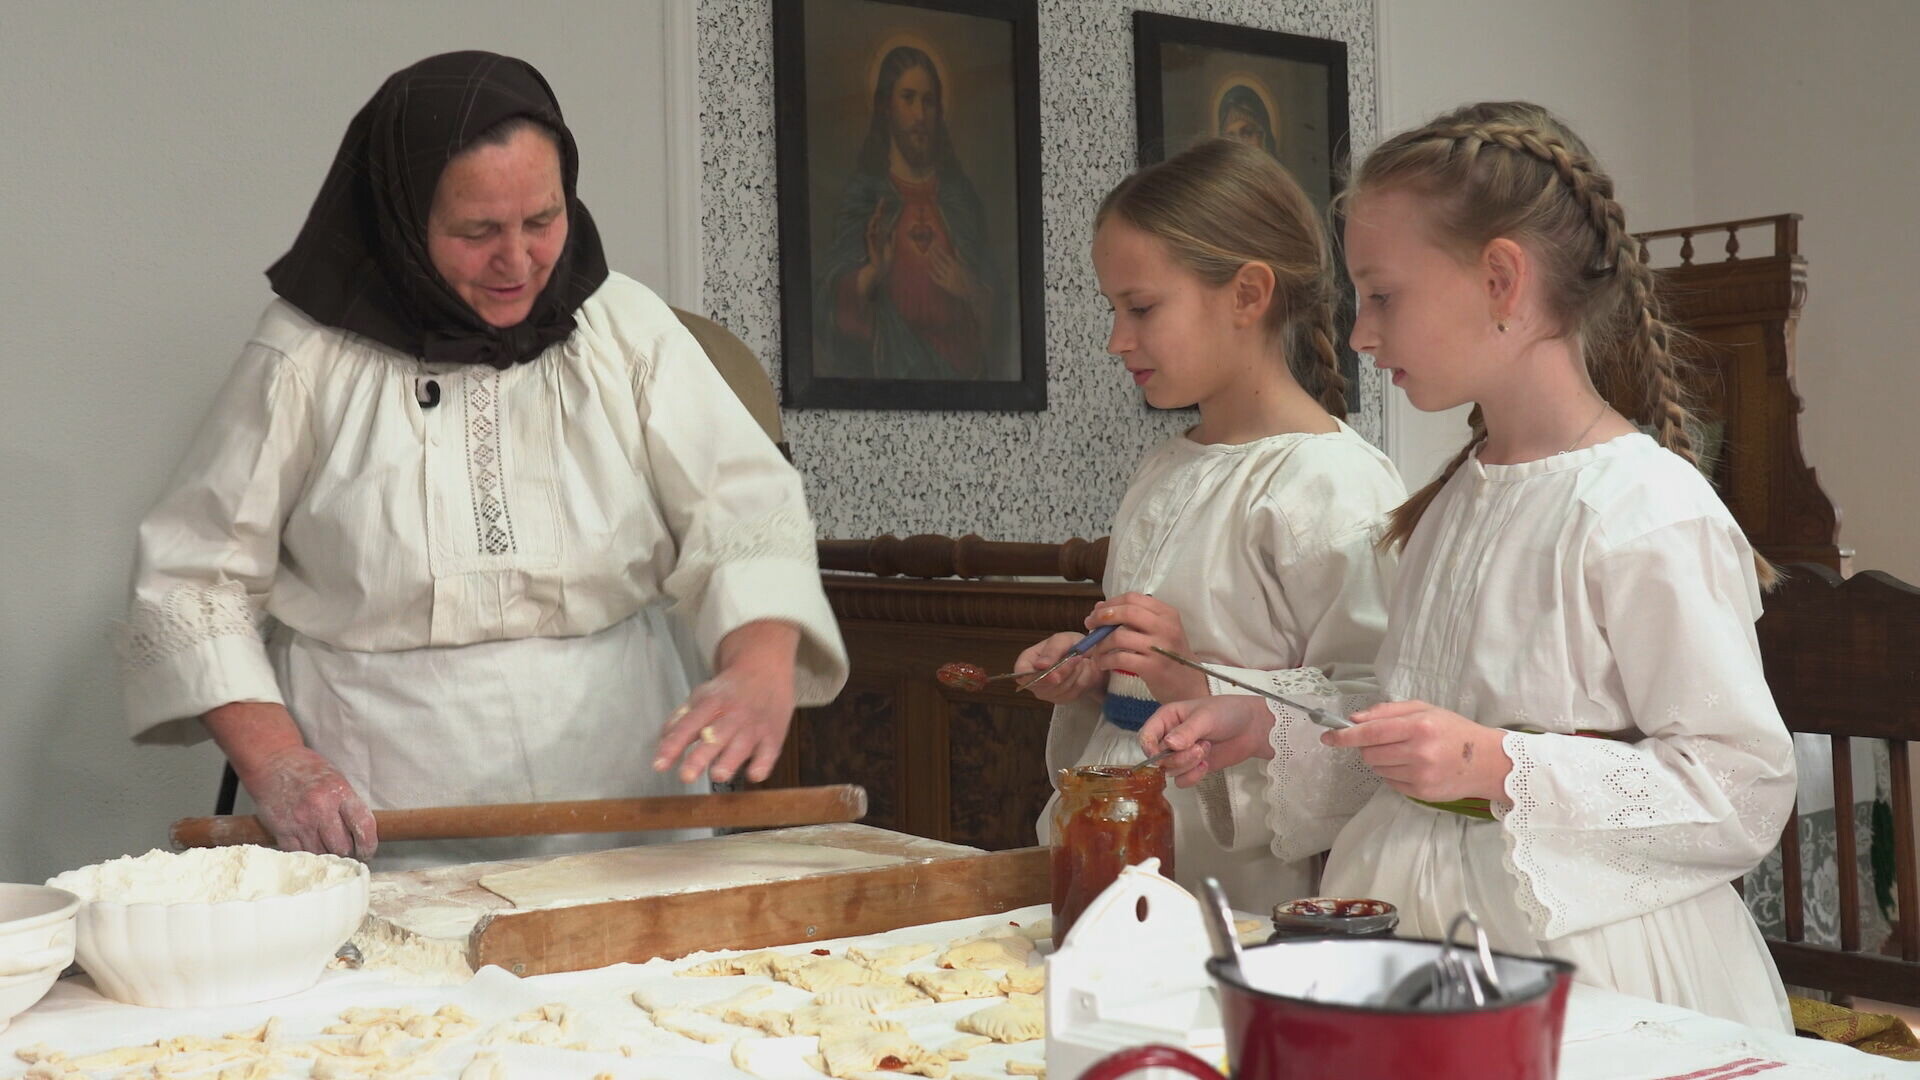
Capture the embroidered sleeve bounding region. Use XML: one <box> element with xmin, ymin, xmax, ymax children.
<box><xmin>1493</xmin><ymin>518</ymin><xmax>1796</xmax><ymax>939</ymax></box>
<box><xmin>634</xmin><ymin>308</ymin><xmax>848</xmax><ymax>706</ymax></box>
<box><xmin>117</xmin><ymin>343</ymin><xmax>312</xmax><ymax>744</ymax></box>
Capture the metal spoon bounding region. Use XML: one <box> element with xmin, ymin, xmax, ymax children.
<box><xmin>1150</xmin><ymin>647</ymin><xmax>1354</xmax><ymax>730</ymax></box>
<box><xmin>1198</xmin><ymin>876</ymin><xmax>1247</xmax><ymax>984</ymax></box>
<box><xmin>934</xmin><ymin>662</ymin><xmax>1043</xmax><ymax>692</ymax></box>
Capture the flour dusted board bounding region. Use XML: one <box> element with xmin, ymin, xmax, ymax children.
<box><xmin>478</xmin><ymin>837</ymin><xmax>905</xmax><ymax>908</ymax></box>
<box><xmin>358</xmin><ymin>825</ymin><xmax>992</xmax><ymax>978</ymax></box>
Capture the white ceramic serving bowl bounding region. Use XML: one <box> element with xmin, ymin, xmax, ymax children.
<box><xmin>47</xmin><ymin>848</ymin><xmax>368</xmax><ymax>1008</ymax></box>
<box><xmin>0</xmin><ymin>883</ymin><xmax>80</xmax><ymax>1032</ymax></box>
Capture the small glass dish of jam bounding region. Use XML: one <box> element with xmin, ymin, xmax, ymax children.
<box><xmin>1269</xmin><ymin>896</ymin><xmax>1399</xmax><ymax>941</ymax></box>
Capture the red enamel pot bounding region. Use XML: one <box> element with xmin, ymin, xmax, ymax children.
<box><xmin>1079</xmin><ymin>934</ymin><xmax>1574</xmax><ymax>1080</ymax></box>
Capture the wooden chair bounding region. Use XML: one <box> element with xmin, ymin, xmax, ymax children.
<box><xmin>1752</xmin><ymin>562</ymin><xmax>1920</xmax><ymax>1006</ymax></box>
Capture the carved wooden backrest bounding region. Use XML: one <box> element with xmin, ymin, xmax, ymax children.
<box><xmin>1638</xmin><ymin>215</ymin><xmax>1848</xmax><ymax>572</ymax></box>
<box><xmin>1753</xmin><ymin>563</ymin><xmax>1920</xmax><ymax>1005</ymax></box>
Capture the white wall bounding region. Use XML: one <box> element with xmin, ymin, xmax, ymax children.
<box><xmin>1689</xmin><ymin>0</ymin><xmax>1920</xmax><ymax>582</ymax></box>
<box><xmin>1373</xmin><ymin>0</ymin><xmax>1697</xmax><ymax>488</ymax></box>
<box><xmin>0</xmin><ymin>2</ymin><xmax>694</xmax><ymax>884</ymax></box>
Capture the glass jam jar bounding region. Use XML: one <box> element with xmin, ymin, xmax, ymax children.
<box><xmin>1268</xmin><ymin>896</ymin><xmax>1399</xmax><ymax>942</ymax></box>
<box><xmin>1050</xmin><ymin>764</ymin><xmax>1176</xmax><ymax>943</ymax></box>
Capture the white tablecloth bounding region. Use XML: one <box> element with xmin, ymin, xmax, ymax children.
<box><xmin>2</xmin><ymin>904</ymin><xmax>1912</xmax><ymax>1079</ymax></box>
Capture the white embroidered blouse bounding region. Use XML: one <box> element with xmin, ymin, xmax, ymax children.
<box><xmin>119</xmin><ymin>273</ymin><xmax>846</xmax><ymax>743</ymax></box>
<box><xmin>1263</xmin><ymin>433</ymin><xmax>1797</xmax><ymax>939</ymax></box>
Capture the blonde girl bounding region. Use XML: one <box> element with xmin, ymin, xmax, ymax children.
<box><xmin>1022</xmin><ymin>138</ymin><xmax>1405</xmax><ymax>912</ymax></box>
<box><xmin>1143</xmin><ymin>102</ymin><xmax>1795</xmax><ymax>1030</ymax></box>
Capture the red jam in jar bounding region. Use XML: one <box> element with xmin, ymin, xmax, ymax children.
<box><xmin>1269</xmin><ymin>896</ymin><xmax>1399</xmax><ymax>941</ymax></box>
<box><xmin>1050</xmin><ymin>764</ymin><xmax>1176</xmax><ymax>943</ymax></box>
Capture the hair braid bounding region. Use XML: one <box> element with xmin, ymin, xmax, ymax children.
<box><xmin>1379</xmin><ymin>407</ymin><xmax>1485</xmax><ymax>551</ymax></box>
<box><xmin>1363</xmin><ymin>103</ymin><xmax>1776</xmax><ymax>583</ymax></box>
<box><xmin>1299</xmin><ymin>299</ymin><xmax>1349</xmax><ymax>418</ymax></box>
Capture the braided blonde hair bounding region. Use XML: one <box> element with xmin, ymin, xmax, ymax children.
<box><xmin>1351</xmin><ymin>102</ymin><xmax>1772</xmax><ymax>583</ymax></box>
<box><xmin>1098</xmin><ymin>138</ymin><xmax>1347</xmax><ymax>417</ymax></box>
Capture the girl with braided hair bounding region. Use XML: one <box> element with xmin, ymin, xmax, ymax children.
<box><xmin>1141</xmin><ymin>103</ymin><xmax>1795</xmax><ymax>1029</ymax></box>
<box><xmin>1018</xmin><ymin>138</ymin><xmax>1404</xmax><ymax>912</ymax></box>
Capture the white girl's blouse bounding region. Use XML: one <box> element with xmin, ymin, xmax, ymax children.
<box><xmin>118</xmin><ymin>273</ymin><xmax>847</xmax><ymax>743</ymax></box>
<box><xmin>1048</xmin><ymin>425</ymin><xmax>1404</xmax><ymax>851</ymax></box>
<box><xmin>1263</xmin><ymin>434</ymin><xmax>1796</xmax><ymax>938</ymax></box>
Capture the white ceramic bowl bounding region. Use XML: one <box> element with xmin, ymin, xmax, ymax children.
<box><xmin>47</xmin><ymin>847</ymin><xmax>368</xmax><ymax>1008</ymax></box>
<box><xmin>0</xmin><ymin>883</ymin><xmax>80</xmax><ymax>1032</ymax></box>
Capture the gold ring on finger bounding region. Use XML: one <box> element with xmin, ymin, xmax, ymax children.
<box><xmin>699</xmin><ymin>725</ymin><xmax>721</xmax><ymax>745</ymax></box>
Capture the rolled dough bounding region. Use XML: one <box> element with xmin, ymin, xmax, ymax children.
<box><xmin>478</xmin><ymin>837</ymin><xmax>906</xmax><ymax>909</ymax></box>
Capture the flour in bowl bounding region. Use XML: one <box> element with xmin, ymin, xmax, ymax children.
<box><xmin>46</xmin><ymin>845</ymin><xmax>361</xmax><ymax>904</ymax></box>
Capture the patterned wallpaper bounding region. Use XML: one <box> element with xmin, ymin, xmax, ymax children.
<box><xmin>698</xmin><ymin>0</ymin><xmax>1380</xmax><ymax>543</ymax></box>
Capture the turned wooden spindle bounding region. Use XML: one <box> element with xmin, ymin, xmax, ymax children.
<box><xmin>818</xmin><ymin>533</ymin><xmax>1108</xmax><ymax>582</ymax></box>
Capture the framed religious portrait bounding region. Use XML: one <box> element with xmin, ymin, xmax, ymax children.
<box><xmin>773</xmin><ymin>0</ymin><xmax>1046</xmax><ymax>411</ymax></box>
<box><xmin>1132</xmin><ymin>13</ymin><xmax>1358</xmax><ymax>395</ymax></box>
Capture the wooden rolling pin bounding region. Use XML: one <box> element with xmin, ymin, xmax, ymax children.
<box><xmin>170</xmin><ymin>784</ymin><xmax>868</xmax><ymax>850</ymax></box>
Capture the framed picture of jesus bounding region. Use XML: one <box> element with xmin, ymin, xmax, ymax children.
<box><xmin>774</xmin><ymin>0</ymin><xmax>1046</xmax><ymax>411</ymax></box>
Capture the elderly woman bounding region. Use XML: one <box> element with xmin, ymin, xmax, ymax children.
<box><xmin>117</xmin><ymin>51</ymin><xmax>846</xmax><ymax>867</ymax></box>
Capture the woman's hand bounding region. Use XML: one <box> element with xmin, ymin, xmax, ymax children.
<box><xmin>205</xmin><ymin>701</ymin><xmax>377</xmax><ymax>858</ymax></box>
<box><xmin>1137</xmin><ymin>695</ymin><xmax>1277</xmax><ymax>788</ymax></box>
<box><xmin>1014</xmin><ymin>631</ymin><xmax>1107</xmax><ymax>705</ymax></box>
<box><xmin>1320</xmin><ymin>701</ymin><xmax>1513</xmax><ymax>803</ymax></box>
<box><xmin>655</xmin><ymin>621</ymin><xmax>801</xmax><ymax>785</ymax></box>
<box><xmin>247</xmin><ymin>746</ymin><xmax>380</xmax><ymax>857</ymax></box>
<box><xmin>1083</xmin><ymin>593</ymin><xmax>1208</xmax><ymax>703</ymax></box>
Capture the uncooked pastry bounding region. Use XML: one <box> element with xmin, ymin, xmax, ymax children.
<box><xmin>955</xmin><ymin>994</ymin><xmax>1045</xmax><ymax>1043</ymax></box>
<box><xmin>813</xmin><ymin>982</ymin><xmax>929</xmax><ymax>1013</ymax></box>
<box><xmin>938</xmin><ymin>936</ymin><xmax>1033</xmax><ymax>970</ymax></box>
<box><xmin>735</xmin><ymin>1003</ymin><xmax>903</xmax><ymax>1038</ymax></box>
<box><xmin>678</xmin><ymin>949</ymin><xmax>800</xmax><ymax>978</ymax></box>
<box><xmin>779</xmin><ymin>956</ymin><xmax>897</xmax><ymax>992</ymax></box>
<box><xmin>816</xmin><ymin>1028</ymin><xmax>945</xmax><ymax>1078</ymax></box>
<box><xmin>999</xmin><ymin>967</ymin><xmax>1044</xmax><ymax>995</ymax></box>
<box><xmin>479</xmin><ymin>839</ymin><xmax>903</xmax><ymax>908</ymax></box>
<box><xmin>939</xmin><ymin>1035</ymin><xmax>992</xmax><ymax>1061</ymax></box>
<box><xmin>846</xmin><ymin>941</ymin><xmax>936</xmax><ymax>969</ymax></box>
<box><xmin>906</xmin><ymin>969</ymin><xmax>1003</xmax><ymax>1003</ymax></box>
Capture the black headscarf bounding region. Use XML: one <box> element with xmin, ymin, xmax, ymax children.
<box><xmin>266</xmin><ymin>51</ymin><xmax>608</xmax><ymax>369</ymax></box>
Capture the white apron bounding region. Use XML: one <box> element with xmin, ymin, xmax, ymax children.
<box><xmin>267</xmin><ymin>607</ymin><xmax>708</xmax><ymax>870</ymax></box>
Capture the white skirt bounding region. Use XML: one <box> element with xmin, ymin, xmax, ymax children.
<box><xmin>1324</xmin><ymin>788</ymin><xmax>1792</xmax><ymax>1032</ymax></box>
<box><xmin>268</xmin><ymin>607</ymin><xmax>709</xmax><ymax>870</ymax></box>
<box><xmin>1039</xmin><ymin>719</ymin><xmax>1316</xmax><ymax>915</ymax></box>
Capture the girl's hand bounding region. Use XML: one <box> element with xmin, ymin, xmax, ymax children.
<box><xmin>1014</xmin><ymin>631</ymin><xmax>1106</xmax><ymax>705</ymax></box>
<box><xmin>1320</xmin><ymin>700</ymin><xmax>1513</xmax><ymax>803</ymax></box>
<box><xmin>1137</xmin><ymin>695</ymin><xmax>1277</xmax><ymax>788</ymax></box>
<box><xmin>1083</xmin><ymin>593</ymin><xmax>1209</xmax><ymax>702</ymax></box>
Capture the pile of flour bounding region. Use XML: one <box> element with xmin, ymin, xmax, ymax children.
<box><xmin>46</xmin><ymin>845</ymin><xmax>361</xmax><ymax>904</ymax></box>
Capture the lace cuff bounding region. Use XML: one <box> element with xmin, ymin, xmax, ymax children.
<box><xmin>115</xmin><ymin>582</ymin><xmax>282</xmax><ymax>745</ymax></box>
<box><xmin>114</xmin><ymin>580</ymin><xmax>264</xmax><ymax>672</ymax></box>
<box><xmin>1263</xmin><ymin>688</ymin><xmax>1384</xmax><ymax>864</ymax></box>
<box><xmin>684</xmin><ymin>514</ymin><xmax>847</xmax><ymax>706</ymax></box>
<box><xmin>1195</xmin><ymin>666</ymin><xmax>1339</xmax><ymax>853</ymax></box>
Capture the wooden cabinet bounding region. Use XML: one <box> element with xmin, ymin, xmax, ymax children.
<box><xmin>759</xmin><ymin>537</ymin><xmax>1104</xmax><ymax>851</ymax></box>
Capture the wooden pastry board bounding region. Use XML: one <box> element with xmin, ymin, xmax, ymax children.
<box><xmin>364</xmin><ymin>823</ymin><xmax>1051</xmax><ymax>977</ymax></box>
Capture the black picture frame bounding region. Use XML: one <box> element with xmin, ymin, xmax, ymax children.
<box><xmin>1132</xmin><ymin>13</ymin><xmax>1359</xmax><ymax>399</ymax></box>
<box><xmin>773</xmin><ymin>0</ymin><xmax>1047</xmax><ymax>411</ymax></box>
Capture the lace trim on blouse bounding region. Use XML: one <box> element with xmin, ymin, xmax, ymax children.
<box><xmin>115</xmin><ymin>580</ymin><xmax>265</xmax><ymax>672</ymax></box>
